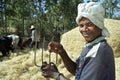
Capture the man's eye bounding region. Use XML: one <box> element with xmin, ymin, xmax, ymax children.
<box><xmin>87</xmin><ymin>22</ymin><xmax>94</xmax><ymax>26</ymax></box>
<box><xmin>79</xmin><ymin>25</ymin><xmax>83</xmax><ymax>28</ymax></box>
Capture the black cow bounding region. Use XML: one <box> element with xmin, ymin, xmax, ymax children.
<box><xmin>0</xmin><ymin>36</ymin><xmax>14</xmax><ymax>57</ymax></box>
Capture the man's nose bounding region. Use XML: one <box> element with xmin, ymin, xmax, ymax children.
<box><xmin>81</xmin><ymin>25</ymin><xmax>88</xmax><ymax>31</ymax></box>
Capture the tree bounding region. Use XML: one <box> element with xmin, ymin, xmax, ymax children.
<box><xmin>102</xmin><ymin>0</ymin><xmax>120</xmax><ymax>19</ymax></box>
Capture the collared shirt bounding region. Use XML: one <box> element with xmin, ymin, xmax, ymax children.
<box><xmin>75</xmin><ymin>39</ymin><xmax>115</xmax><ymax>80</ymax></box>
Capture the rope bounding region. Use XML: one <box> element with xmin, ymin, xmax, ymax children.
<box><xmin>33</xmin><ymin>37</ymin><xmax>41</xmax><ymax>67</ymax></box>
<box><xmin>33</xmin><ymin>33</ymin><xmax>45</xmax><ymax>67</ymax></box>
<box><xmin>33</xmin><ymin>35</ymin><xmax>58</xmax><ymax>80</ymax></box>
<box><xmin>42</xmin><ymin>37</ymin><xmax>45</xmax><ymax>65</ymax></box>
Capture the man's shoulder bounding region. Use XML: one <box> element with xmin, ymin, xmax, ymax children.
<box><xmin>98</xmin><ymin>40</ymin><xmax>113</xmax><ymax>55</ymax></box>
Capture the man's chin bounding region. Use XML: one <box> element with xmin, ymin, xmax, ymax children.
<box><xmin>84</xmin><ymin>38</ymin><xmax>93</xmax><ymax>42</ymax></box>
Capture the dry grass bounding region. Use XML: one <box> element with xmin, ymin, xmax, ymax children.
<box><xmin>0</xmin><ymin>19</ymin><xmax>120</xmax><ymax>80</ymax></box>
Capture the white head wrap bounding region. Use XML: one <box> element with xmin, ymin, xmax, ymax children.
<box><xmin>76</xmin><ymin>2</ymin><xmax>110</xmax><ymax>37</ymax></box>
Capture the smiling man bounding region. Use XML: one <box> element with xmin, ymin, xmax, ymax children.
<box><xmin>41</xmin><ymin>2</ymin><xmax>115</xmax><ymax>80</ymax></box>
<box><xmin>78</xmin><ymin>17</ymin><xmax>102</xmax><ymax>43</ymax></box>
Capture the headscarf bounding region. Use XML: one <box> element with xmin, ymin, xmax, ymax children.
<box><xmin>76</xmin><ymin>2</ymin><xmax>110</xmax><ymax>37</ymax></box>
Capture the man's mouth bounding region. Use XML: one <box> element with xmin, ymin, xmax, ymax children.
<box><xmin>82</xmin><ymin>32</ymin><xmax>90</xmax><ymax>37</ymax></box>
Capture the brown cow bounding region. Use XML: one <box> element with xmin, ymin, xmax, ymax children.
<box><xmin>21</xmin><ymin>38</ymin><xmax>32</xmax><ymax>48</ymax></box>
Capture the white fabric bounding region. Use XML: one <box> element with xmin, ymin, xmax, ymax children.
<box><xmin>31</xmin><ymin>30</ymin><xmax>40</xmax><ymax>41</ymax></box>
<box><xmin>85</xmin><ymin>42</ymin><xmax>100</xmax><ymax>58</ymax></box>
<box><xmin>30</xmin><ymin>25</ymin><xmax>35</xmax><ymax>29</ymax></box>
<box><xmin>76</xmin><ymin>2</ymin><xmax>110</xmax><ymax>37</ymax></box>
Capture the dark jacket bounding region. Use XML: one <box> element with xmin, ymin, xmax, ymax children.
<box><xmin>75</xmin><ymin>40</ymin><xmax>115</xmax><ymax>80</ymax></box>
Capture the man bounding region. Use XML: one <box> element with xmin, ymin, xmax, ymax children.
<box><xmin>41</xmin><ymin>2</ymin><xmax>115</xmax><ymax>80</ymax></box>
<box><xmin>29</xmin><ymin>25</ymin><xmax>40</xmax><ymax>49</ymax></box>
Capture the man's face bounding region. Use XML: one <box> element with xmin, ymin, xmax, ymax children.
<box><xmin>78</xmin><ymin>17</ymin><xmax>102</xmax><ymax>42</ymax></box>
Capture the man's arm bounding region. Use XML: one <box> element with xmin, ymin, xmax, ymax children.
<box><xmin>48</xmin><ymin>41</ymin><xmax>77</xmax><ymax>75</ymax></box>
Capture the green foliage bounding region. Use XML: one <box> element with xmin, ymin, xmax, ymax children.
<box><xmin>0</xmin><ymin>0</ymin><xmax>120</xmax><ymax>41</ymax></box>
<box><xmin>102</xmin><ymin>0</ymin><xmax>120</xmax><ymax>19</ymax></box>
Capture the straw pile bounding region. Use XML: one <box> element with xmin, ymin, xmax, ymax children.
<box><xmin>0</xmin><ymin>19</ymin><xmax>120</xmax><ymax>80</ymax></box>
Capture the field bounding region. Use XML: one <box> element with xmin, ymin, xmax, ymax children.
<box><xmin>0</xmin><ymin>19</ymin><xmax>120</xmax><ymax>80</ymax></box>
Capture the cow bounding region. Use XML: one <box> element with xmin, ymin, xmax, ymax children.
<box><xmin>0</xmin><ymin>36</ymin><xmax>14</xmax><ymax>57</ymax></box>
<box><xmin>7</xmin><ymin>34</ymin><xmax>23</xmax><ymax>50</ymax></box>
<box><xmin>7</xmin><ymin>34</ymin><xmax>32</xmax><ymax>50</ymax></box>
<box><xmin>21</xmin><ymin>37</ymin><xmax>32</xmax><ymax>48</ymax></box>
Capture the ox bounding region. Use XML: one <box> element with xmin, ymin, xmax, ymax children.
<box><xmin>21</xmin><ymin>37</ymin><xmax>32</xmax><ymax>48</ymax></box>
<box><xmin>0</xmin><ymin>36</ymin><xmax>14</xmax><ymax>57</ymax></box>
<box><xmin>7</xmin><ymin>34</ymin><xmax>23</xmax><ymax>50</ymax></box>
<box><xmin>7</xmin><ymin>34</ymin><xmax>32</xmax><ymax>50</ymax></box>
<box><xmin>21</xmin><ymin>37</ymin><xmax>40</xmax><ymax>49</ymax></box>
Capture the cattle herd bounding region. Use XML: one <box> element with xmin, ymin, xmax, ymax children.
<box><xmin>0</xmin><ymin>34</ymin><xmax>32</xmax><ymax>58</ymax></box>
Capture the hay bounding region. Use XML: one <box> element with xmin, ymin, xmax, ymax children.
<box><xmin>0</xmin><ymin>19</ymin><xmax>120</xmax><ymax>80</ymax></box>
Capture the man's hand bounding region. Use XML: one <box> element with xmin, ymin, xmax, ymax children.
<box><xmin>41</xmin><ymin>62</ymin><xmax>60</xmax><ymax>79</ymax></box>
<box><xmin>48</xmin><ymin>41</ymin><xmax>64</xmax><ymax>54</ymax></box>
